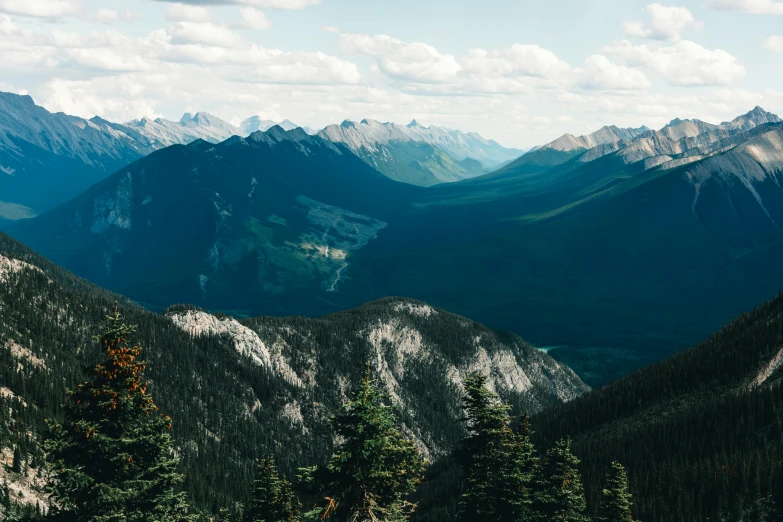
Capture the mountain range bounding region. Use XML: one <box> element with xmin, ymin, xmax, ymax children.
<box><xmin>7</xmin><ymin>104</ymin><xmax>783</xmax><ymax>384</ymax></box>
<box><xmin>0</xmin><ymin>90</ymin><xmax>520</xmax><ymax>220</ymax></box>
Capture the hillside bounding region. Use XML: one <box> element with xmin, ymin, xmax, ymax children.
<box><xmin>5</xmin><ymin>126</ymin><xmax>423</xmax><ymax>315</ymax></box>
<box><xmin>531</xmin><ymin>291</ymin><xmax>783</xmax><ymax>521</ymax></box>
<box><xmin>0</xmin><ymin>231</ymin><xmax>587</xmax><ymax>512</ymax></box>
<box><xmin>0</xmin><ymin>92</ymin><xmax>157</xmax><ymax>215</ymax></box>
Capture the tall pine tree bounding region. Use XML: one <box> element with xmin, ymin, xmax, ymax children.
<box><xmin>44</xmin><ymin>306</ymin><xmax>192</xmax><ymax>522</ymax></box>
<box><xmin>244</xmin><ymin>458</ymin><xmax>300</xmax><ymax>522</ymax></box>
<box><xmin>598</xmin><ymin>462</ymin><xmax>637</xmax><ymax>522</ymax></box>
<box><xmin>456</xmin><ymin>373</ymin><xmax>537</xmax><ymax>522</ymax></box>
<box><xmin>534</xmin><ymin>438</ymin><xmax>590</xmax><ymax>522</ymax></box>
<box><xmin>315</xmin><ymin>368</ymin><xmax>426</xmax><ymax>522</ymax></box>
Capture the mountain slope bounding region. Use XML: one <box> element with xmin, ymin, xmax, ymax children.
<box><xmin>492</xmin><ymin>124</ymin><xmax>649</xmax><ymax>176</ymax></box>
<box><xmin>5</xmin><ymin>126</ymin><xmax>423</xmax><ymax>314</ymax></box>
<box><xmin>530</xmin><ymin>291</ymin><xmax>783</xmax><ymax>522</ymax></box>
<box><xmin>123</xmin><ymin>112</ymin><xmax>240</xmax><ymax>147</ymax></box>
<box><xmin>0</xmin><ymin>92</ymin><xmax>157</xmax><ymax>215</ymax></box>
<box><xmin>318</xmin><ymin>119</ymin><xmax>520</xmax><ymax>186</ymax></box>
<box><xmin>0</xmin><ymin>231</ymin><xmax>587</xmax><ymax>512</ymax></box>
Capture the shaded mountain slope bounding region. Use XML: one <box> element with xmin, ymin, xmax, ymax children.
<box><xmin>531</xmin><ymin>292</ymin><xmax>783</xmax><ymax>521</ymax></box>
<box><xmin>0</xmin><ymin>231</ymin><xmax>587</xmax><ymax>511</ymax></box>
<box><xmin>6</xmin><ymin>126</ymin><xmax>423</xmax><ymax>315</ymax></box>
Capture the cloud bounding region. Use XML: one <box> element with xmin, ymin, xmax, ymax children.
<box><xmin>0</xmin><ymin>0</ymin><xmax>82</xmax><ymax>18</ymax></box>
<box><xmin>706</xmin><ymin>0</ymin><xmax>783</xmax><ymax>14</ymax></box>
<box><xmin>339</xmin><ymin>33</ymin><xmax>461</xmax><ymax>83</ymax></box>
<box><xmin>239</xmin><ymin>7</ymin><xmax>272</xmax><ymax>30</ymax></box>
<box><xmin>167</xmin><ymin>21</ymin><xmax>245</xmax><ymax>48</ymax></box>
<box><xmin>460</xmin><ymin>44</ymin><xmax>572</xmax><ymax>80</ymax></box>
<box><xmin>764</xmin><ymin>35</ymin><xmax>783</xmax><ymax>52</ymax></box>
<box><xmin>623</xmin><ymin>3</ymin><xmax>702</xmax><ymax>41</ymax></box>
<box><xmin>151</xmin><ymin>0</ymin><xmax>320</xmax><ymax>9</ymax></box>
<box><xmin>577</xmin><ymin>55</ymin><xmax>652</xmax><ymax>90</ymax></box>
<box><xmin>92</xmin><ymin>9</ymin><xmax>141</xmax><ymax>24</ymax></box>
<box><xmin>166</xmin><ymin>3</ymin><xmax>212</xmax><ymax>22</ymax></box>
<box><xmin>604</xmin><ymin>40</ymin><xmax>746</xmax><ymax>86</ymax></box>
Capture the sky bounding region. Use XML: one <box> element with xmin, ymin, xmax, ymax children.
<box><xmin>1</xmin><ymin>0</ymin><xmax>782</xmax><ymax>148</ymax></box>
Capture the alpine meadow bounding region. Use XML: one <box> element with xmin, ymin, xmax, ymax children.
<box><xmin>2</xmin><ymin>1</ymin><xmax>783</xmax><ymax>521</ymax></box>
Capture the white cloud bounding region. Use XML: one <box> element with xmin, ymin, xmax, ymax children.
<box><xmin>577</xmin><ymin>55</ymin><xmax>652</xmax><ymax>90</ymax></box>
<box><xmin>92</xmin><ymin>9</ymin><xmax>141</xmax><ymax>24</ymax></box>
<box><xmin>166</xmin><ymin>3</ymin><xmax>212</xmax><ymax>22</ymax></box>
<box><xmin>167</xmin><ymin>21</ymin><xmax>245</xmax><ymax>48</ymax></box>
<box><xmin>339</xmin><ymin>33</ymin><xmax>461</xmax><ymax>83</ymax></box>
<box><xmin>0</xmin><ymin>0</ymin><xmax>82</xmax><ymax>18</ymax></box>
<box><xmin>623</xmin><ymin>3</ymin><xmax>702</xmax><ymax>41</ymax></box>
<box><xmin>460</xmin><ymin>45</ymin><xmax>572</xmax><ymax>80</ymax></box>
<box><xmin>152</xmin><ymin>0</ymin><xmax>320</xmax><ymax>9</ymax></box>
<box><xmin>604</xmin><ymin>40</ymin><xmax>746</xmax><ymax>86</ymax></box>
<box><xmin>239</xmin><ymin>7</ymin><xmax>272</xmax><ymax>30</ymax></box>
<box><xmin>707</xmin><ymin>0</ymin><xmax>783</xmax><ymax>14</ymax></box>
<box><xmin>764</xmin><ymin>35</ymin><xmax>783</xmax><ymax>52</ymax></box>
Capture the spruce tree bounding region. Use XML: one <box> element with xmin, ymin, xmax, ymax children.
<box><xmin>534</xmin><ymin>438</ymin><xmax>590</xmax><ymax>522</ymax></box>
<box><xmin>245</xmin><ymin>458</ymin><xmax>300</xmax><ymax>522</ymax></box>
<box><xmin>11</xmin><ymin>446</ymin><xmax>22</xmax><ymax>474</ymax></box>
<box><xmin>316</xmin><ymin>369</ymin><xmax>426</xmax><ymax>521</ymax></box>
<box><xmin>44</xmin><ymin>306</ymin><xmax>192</xmax><ymax>522</ymax></box>
<box><xmin>456</xmin><ymin>373</ymin><xmax>537</xmax><ymax>522</ymax></box>
<box><xmin>598</xmin><ymin>462</ymin><xmax>637</xmax><ymax>522</ymax></box>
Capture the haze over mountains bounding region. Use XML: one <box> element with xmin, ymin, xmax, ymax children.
<box><xmin>6</xmin><ymin>102</ymin><xmax>783</xmax><ymax>381</ymax></box>
<box><xmin>0</xmin><ymin>91</ymin><xmax>520</xmax><ymax>221</ymax></box>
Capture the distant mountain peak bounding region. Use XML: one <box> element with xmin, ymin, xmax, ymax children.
<box><xmin>179</xmin><ymin>112</ymin><xmax>193</xmax><ymax>124</ymax></box>
<box><xmin>408</xmin><ymin>119</ymin><xmax>421</xmax><ymax>127</ymax></box>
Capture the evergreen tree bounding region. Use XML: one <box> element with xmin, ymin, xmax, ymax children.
<box><xmin>11</xmin><ymin>446</ymin><xmax>22</xmax><ymax>474</ymax></box>
<box><xmin>44</xmin><ymin>306</ymin><xmax>192</xmax><ymax>522</ymax></box>
<box><xmin>534</xmin><ymin>438</ymin><xmax>590</xmax><ymax>522</ymax></box>
<box><xmin>456</xmin><ymin>373</ymin><xmax>537</xmax><ymax>522</ymax></box>
<box><xmin>244</xmin><ymin>458</ymin><xmax>300</xmax><ymax>522</ymax></box>
<box><xmin>317</xmin><ymin>368</ymin><xmax>426</xmax><ymax>522</ymax></box>
<box><xmin>598</xmin><ymin>462</ymin><xmax>637</xmax><ymax>522</ymax></box>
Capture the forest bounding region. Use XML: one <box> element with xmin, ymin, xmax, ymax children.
<box><xmin>2</xmin><ymin>231</ymin><xmax>783</xmax><ymax>521</ymax></box>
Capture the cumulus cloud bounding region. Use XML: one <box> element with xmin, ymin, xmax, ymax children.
<box><xmin>167</xmin><ymin>21</ymin><xmax>245</xmax><ymax>48</ymax></box>
<box><xmin>623</xmin><ymin>3</ymin><xmax>702</xmax><ymax>41</ymax></box>
<box><xmin>604</xmin><ymin>40</ymin><xmax>746</xmax><ymax>86</ymax></box>
<box><xmin>707</xmin><ymin>0</ymin><xmax>783</xmax><ymax>14</ymax></box>
<box><xmin>152</xmin><ymin>0</ymin><xmax>320</xmax><ymax>9</ymax></box>
<box><xmin>576</xmin><ymin>55</ymin><xmax>652</xmax><ymax>90</ymax></box>
<box><xmin>239</xmin><ymin>7</ymin><xmax>273</xmax><ymax>30</ymax></box>
<box><xmin>91</xmin><ymin>9</ymin><xmax>141</xmax><ymax>24</ymax></box>
<box><xmin>0</xmin><ymin>0</ymin><xmax>82</xmax><ymax>18</ymax></box>
<box><xmin>764</xmin><ymin>35</ymin><xmax>783</xmax><ymax>52</ymax></box>
<box><xmin>166</xmin><ymin>3</ymin><xmax>212</xmax><ymax>22</ymax></box>
<box><xmin>339</xmin><ymin>33</ymin><xmax>460</xmax><ymax>83</ymax></box>
<box><xmin>335</xmin><ymin>31</ymin><xmax>648</xmax><ymax>94</ymax></box>
<box><xmin>460</xmin><ymin>45</ymin><xmax>572</xmax><ymax>80</ymax></box>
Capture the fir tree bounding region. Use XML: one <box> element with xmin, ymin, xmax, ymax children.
<box><xmin>44</xmin><ymin>306</ymin><xmax>192</xmax><ymax>522</ymax></box>
<box><xmin>11</xmin><ymin>446</ymin><xmax>22</xmax><ymax>474</ymax></box>
<box><xmin>534</xmin><ymin>438</ymin><xmax>590</xmax><ymax>522</ymax></box>
<box><xmin>456</xmin><ymin>373</ymin><xmax>537</xmax><ymax>522</ymax></box>
<box><xmin>598</xmin><ymin>462</ymin><xmax>637</xmax><ymax>522</ymax></box>
<box><xmin>244</xmin><ymin>458</ymin><xmax>300</xmax><ymax>522</ymax></box>
<box><xmin>317</xmin><ymin>368</ymin><xmax>426</xmax><ymax>522</ymax></box>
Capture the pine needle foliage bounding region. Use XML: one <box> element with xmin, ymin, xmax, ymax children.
<box><xmin>598</xmin><ymin>462</ymin><xmax>637</xmax><ymax>522</ymax></box>
<box><xmin>244</xmin><ymin>458</ymin><xmax>300</xmax><ymax>522</ymax></box>
<box><xmin>316</xmin><ymin>368</ymin><xmax>426</xmax><ymax>522</ymax></box>
<box><xmin>533</xmin><ymin>437</ymin><xmax>590</xmax><ymax>522</ymax></box>
<box><xmin>456</xmin><ymin>373</ymin><xmax>537</xmax><ymax>522</ymax></box>
<box><xmin>43</xmin><ymin>306</ymin><xmax>193</xmax><ymax>522</ymax></box>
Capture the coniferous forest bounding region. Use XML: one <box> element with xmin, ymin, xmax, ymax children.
<box><xmin>1</xmin><ymin>231</ymin><xmax>783</xmax><ymax>522</ymax></box>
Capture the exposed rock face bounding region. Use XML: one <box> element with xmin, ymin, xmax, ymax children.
<box><xmin>168</xmin><ymin>298</ymin><xmax>590</xmax><ymax>457</ymax></box>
